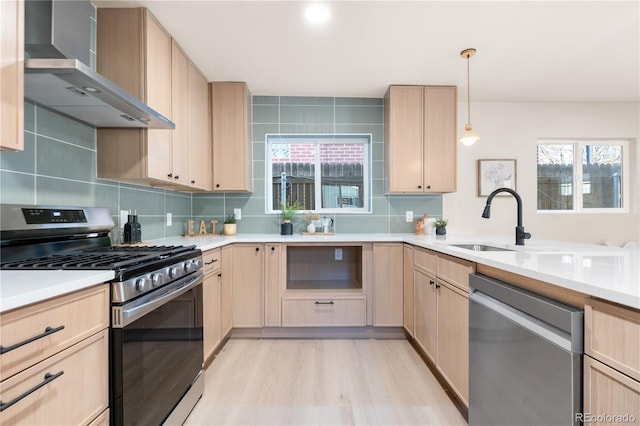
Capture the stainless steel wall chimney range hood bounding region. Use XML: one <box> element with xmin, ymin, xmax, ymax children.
<box><xmin>24</xmin><ymin>0</ymin><xmax>175</xmax><ymax>129</ymax></box>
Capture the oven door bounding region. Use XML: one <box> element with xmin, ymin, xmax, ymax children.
<box><xmin>111</xmin><ymin>272</ymin><xmax>204</xmax><ymax>426</ymax></box>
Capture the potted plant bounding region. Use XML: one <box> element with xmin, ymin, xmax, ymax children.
<box><xmin>434</xmin><ymin>218</ymin><xmax>448</xmax><ymax>235</ymax></box>
<box><xmin>223</xmin><ymin>214</ymin><xmax>237</xmax><ymax>236</ymax></box>
<box><xmin>279</xmin><ymin>199</ymin><xmax>301</xmax><ymax>235</ymax></box>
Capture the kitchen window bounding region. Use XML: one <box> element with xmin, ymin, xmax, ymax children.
<box><xmin>537</xmin><ymin>139</ymin><xmax>629</xmax><ymax>212</ymax></box>
<box><xmin>266</xmin><ymin>134</ymin><xmax>371</xmax><ymax>213</ymax></box>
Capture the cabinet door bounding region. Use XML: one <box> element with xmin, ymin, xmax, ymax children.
<box><xmin>169</xmin><ymin>41</ymin><xmax>189</xmax><ymax>185</ymax></box>
<box><xmin>232</xmin><ymin>244</ymin><xmax>264</xmax><ymax>327</ymax></box>
<box><xmin>202</xmin><ymin>271</ymin><xmax>221</xmax><ymax>363</ymax></box>
<box><xmin>436</xmin><ymin>279</ymin><xmax>469</xmax><ymax>405</ymax></box>
<box><xmin>414</xmin><ymin>269</ymin><xmax>437</xmax><ymax>361</ymax></box>
<box><xmin>0</xmin><ymin>0</ymin><xmax>24</xmax><ymax>151</ymax></box>
<box><xmin>188</xmin><ymin>63</ymin><xmax>212</xmax><ymax>190</ymax></box>
<box><xmin>373</xmin><ymin>243</ymin><xmax>404</xmax><ymax>326</ymax></box>
<box><xmin>423</xmin><ymin>86</ymin><xmax>457</xmax><ymax>193</ymax></box>
<box><xmin>211</xmin><ymin>82</ymin><xmax>253</xmax><ymax>192</ymax></box>
<box><xmin>384</xmin><ymin>85</ymin><xmax>424</xmax><ymax>193</ymax></box>
<box><xmin>403</xmin><ymin>244</ymin><xmax>415</xmax><ymax>336</ymax></box>
<box><xmin>220</xmin><ymin>245</ymin><xmax>233</xmax><ymax>338</ymax></box>
<box><xmin>583</xmin><ymin>356</ymin><xmax>640</xmax><ymax>425</ymax></box>
<box><xmin>264</xmin><ymin>244</ymin><xmax>283</xmax><ymax>327</ymax></box>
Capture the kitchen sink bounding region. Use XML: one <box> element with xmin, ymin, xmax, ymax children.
<box><xmin>448</xmin><ymin>243</ymin><xmax>515</xmax><ymax>252</ymax></box>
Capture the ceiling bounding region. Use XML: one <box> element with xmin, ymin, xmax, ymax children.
<box><xmin>93</xmin><ymin>1</ymin><xmax>640</xmax><ymax>102</ymax></box>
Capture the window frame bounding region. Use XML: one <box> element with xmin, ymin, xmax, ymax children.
<box><xmin>536</xmin><ymin>139</ymin><xmax>630</xmax><ymax>214</ymax></box>
<box><xmin>265</xmin><ymin>134</ymin><xmax>372</xmax><ymax>214</ymax></box>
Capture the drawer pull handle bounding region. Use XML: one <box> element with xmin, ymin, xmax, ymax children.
<box><xmin>0</xmin><ymin>325</ymin><xmax>65</xmax><ymax>355</ymax></box>
<box><xmin>205</xmin><ymin>259</ymin><xmax>218</xmax><ymax>265</ymax></box>
<box><xmin>0</xmin><ymin>370</ymin><xmax>64</xmax><ymax>412</ymax></box>
<box><xmin>314</xmin><ymin>301</ymin><xmax>334</xmax><ymax>305</ymax></box>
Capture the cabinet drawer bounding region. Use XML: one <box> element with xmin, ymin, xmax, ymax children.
<box><xmin>585</xmin><ymin>299</ymin><xmax>640</xmax><ymax>382</ymax></box>
<box><xmin>0</xmin><ymin>329</ymin><xmax>109</xmax><ymax>426</ymax></box>
<box><xmin>583</xmin><ymin>355</ymin><xmax>640</xmax><ymax>424</ymax></box>
<box><xmin>282</xmin><ymin>296</ymin><xmax>366</xmax><ymax>327</ymax></box>
<box><xmin>414</xmin><ymin>247</ymin><xmax>436</xmax><ymax>274</ymax></box>
<box><xmin>436</xmin><ymin>254</ymin><xmax>475</xmax><ymax>291</ymax></box>
<box><xmin>0</xmin><ymin>285</ymin><xmax>109</xmax><ymax>379</ymax></box>
<box><xmin>203</xmin><ymin>248</ymin><xmax>221</xmax><ymax>274</ymax></box>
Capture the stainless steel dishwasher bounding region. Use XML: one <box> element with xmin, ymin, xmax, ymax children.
<box><xmin>469</xmin><ymin>273</ymin><xmax>584</xmax><ymax>426</ymax></box>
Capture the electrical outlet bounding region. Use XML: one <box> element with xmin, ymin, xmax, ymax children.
<box><xmin>405</xmin><ymin>211</ymin><xmax>413</xmax><ymax>222</ymax></box>
<box><xmin>234</xmin><ymin>208</ymin><xmax>242</xmax><ymax>220</ymax></box>
<box><xmin>166</xmin><ymin>212</ymin><xmax>172</xmax><ymax>226</ymax></box>
<box><xmin>335</xmin><ymin>248</ymin><xmax>343</xmax><ymax>261</ymax></box>
<box><xmin>120</xmin><ymin>210</ymin><xmax>128</xmax><ymax>227</ymax></box>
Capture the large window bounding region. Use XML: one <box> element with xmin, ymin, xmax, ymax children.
<box><xmin>537</xmin><ymin>140</ymin><xmax>629</xmax><ymax>212</ymax></box>
<box><xmin>266</xmin><ymin>134</ymin><xmax>371</xmax><ymax>213</ymax></box>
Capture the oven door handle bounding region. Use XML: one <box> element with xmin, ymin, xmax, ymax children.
<box><xmin>113</xmin><ymin>272</ymin><xmax>203</xmax><ymax>328</ymax></box>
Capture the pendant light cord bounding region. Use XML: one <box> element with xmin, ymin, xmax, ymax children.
<box><xmin>466</xmin><ymin>53</ymin><xmax>471</xmax><ymax>124</ymax></box>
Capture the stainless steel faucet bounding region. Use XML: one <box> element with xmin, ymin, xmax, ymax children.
<box><xmin>481</xmin><ymin>187</ymin><xmax>532</xmax><ymax>245</ymax></box>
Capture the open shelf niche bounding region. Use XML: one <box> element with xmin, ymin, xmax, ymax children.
<box><xmin>286</xmin><ymin>245</ymin><xmax>363</xmax><ymax>292</ymax></box>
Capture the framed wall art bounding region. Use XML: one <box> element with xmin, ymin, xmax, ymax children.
<box><xmin>477</xmin><ymin>159</ymin><xmax>517</xmax><ymax>196</ymax></box>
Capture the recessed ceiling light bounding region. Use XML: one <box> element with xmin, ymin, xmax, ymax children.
<box><xmin>305</xmin><ymin>3</ymin><xmax>330</xmax><ymax>25</ymax></box>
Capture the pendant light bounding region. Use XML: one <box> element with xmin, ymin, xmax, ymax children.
<box><xmin>459</xmin><ymin>48</ymin><xmax>479</xmax><ymax>146</ymax></box>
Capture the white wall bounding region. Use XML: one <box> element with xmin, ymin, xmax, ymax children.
<box><xmin>443</xmin><ymin>102</ymin><xmax>640</xmax><ymax>246</ymax></box>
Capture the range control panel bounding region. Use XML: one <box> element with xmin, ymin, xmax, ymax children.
<box><xmin>22</xmin><ymin>208</ymin><xmax>88</xmax><ymax>224</ymax></box>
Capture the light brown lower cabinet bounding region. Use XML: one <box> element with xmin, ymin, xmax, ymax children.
<box><xmin>202</xmin><ymin>248</ymin><xmax>221</xmax><ymax>363</ymax></box>
<box><xmin>436</xmin><ymin>279</ymin><xmax>469</xmax><ymax>405</ymax></box>
<box><xmin>583</xmin><ymin>356</ymin><xmax>640</xmax><ymax>425</ymax></box>
<box><xmin>0</xmin><ymin>329</ymin><xmax>109</xmax><ymax>425</ymax></box>
<box><xmin>232</xmin><ymin>244</ymin><xmax>264</xmax><ymax>328</ymax></box>
<box><xmin>220</xmin><ymin>245</ymin><xmax>233</xmax><ymax>337</ymax></box>
<box><xmin>264</xmin><ymin>244</ymin><xmax>283</xmax><ymax>327</ymax></box>
<box><xmin>414</xmin><ymin>268</ymin><xmax>437</xmax><ymax>361</ymax></box>
<box><xmin>282</xmin><ymin>296</ymin><xmax>366</xmax><ymax>327</ymax></box>
<box><xmin>583</xmin><ymin>298</ymin><xmax>640</xmax><ymax>424</ymax></box>
<box><xmin>372</xmin><ymin>243</ymin><xmax>404</xmax><ymax>326</ymax></box>
<box><xmin>403</xmin><ymin>244</ymin><xmax>415</xmax><ymax>337</ymax></box>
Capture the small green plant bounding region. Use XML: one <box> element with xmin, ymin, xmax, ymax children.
<box><xmin>224</xmin><ymin>214</ymin><xmax>236</xmax><ymax>224</ymax></box>
<box><xmin>434</xmin><ymin>218</ymin><xmax>448</xmax><ymax>228</ymax></box>
<box><xmin>279</xmin><ymin>199</ymin><xmax>302</xmax><ymax>221</ymax></box>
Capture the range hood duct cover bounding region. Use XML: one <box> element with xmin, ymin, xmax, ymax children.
<box><xmin>24</xmin><ymin>0</ymin><xmax>175</xmax><ymax>129</ymax></box>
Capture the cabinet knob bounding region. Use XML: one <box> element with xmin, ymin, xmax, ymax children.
<box><xmin>191</xmin><ymin>180</ymin><xmax>195</xmax><ymax>184</ymax></box>
<box><xmin>255</xmin><ymin>247</ymin><xmax>260</xmax><ymax>252</ymax></box>
<box><xmin>418</xmin><ymin>185</ymin><xmax>422</xmax><ymax>189</ymax></box>
<box><xmin>216</xmin><ymin>184</ymin><xmax>220</xmax><ymax>188</ymax></box>
<box><xmin>435</xmin><ymin>283</ymin><xmax>441</xmax><ymax>289</ymax></box>
<box><xmin>271</xmin><ymin>246</ymin><xmax>275</xmax><ymax>251</ymax></box>
<box><xmin>429</xmin><ymin>280</ymin><xmax>434</xmax><ymax>286</ymax></box>
<box><xmin>168</xmin><ymin>173</ymin><xmax>173</xmax><ymax>178</ymax></box>
<box><xmin>218</xmin><ymin>273</ymin><xmax>222</xmax><ymax>277</ymax></box>
<box><xmin>426</xmin><ymin>185</ymin><xmax>431</xmax><ymax>189</ymax></box>
<box><xmin>174</xmin><ymin>175</ymin><xmax>179</xmax><ymax>180</ymax></box>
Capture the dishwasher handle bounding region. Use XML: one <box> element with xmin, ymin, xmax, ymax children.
<box><xmin>470</xmin><ymin>290</ymin><xmax>576</xmax><ymax>353</ymax></box>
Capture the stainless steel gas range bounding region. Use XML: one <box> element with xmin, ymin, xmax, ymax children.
<box><xmin>0</xmin><ymin>204</ymin><xmax>204</xmax><ymax>425</ymax></box>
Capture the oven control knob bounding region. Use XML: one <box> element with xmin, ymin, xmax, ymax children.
<box><xmin>169</xmin><ymin>266</ymin><xmax>181</xmax><ymax>279</ymax></box>
<box><xmin>151</xmin><ymin>274</ymin><xmax>163</xmax><ymax>287</ymax></box>
<box><xmin>193</xmin><ymin>258</ymin><xmax>203</xmax><ymax>269</ymax></box>
<box><xmin>185</xmin><ymin>260</ymin><xmax>197</xmax><ymax>273</ymax></box>
<box><xmin>135</xmin><ymin>277</ymin><xmax>151</xmax><ymax>292</ymax></box>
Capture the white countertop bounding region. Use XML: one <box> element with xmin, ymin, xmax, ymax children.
<box><xmin>0</xmin><ymin>270</ymin><xmax>115</xmax><ymax>313</ymax></box>
<box><xmin>1</xmin><ymin>233</ymin><xmax>638</xmax><ymax>313</ymax></box>
<box><xmin>157</xmin><ymin>233</ymin><xmax>640</xmax><ymax>310</ymax></box>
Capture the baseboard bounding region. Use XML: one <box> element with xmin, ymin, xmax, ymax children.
<box><xmin>229</xmin><ymin>326</ymin><xmax>406</xmax><ymax>339</ymax></box>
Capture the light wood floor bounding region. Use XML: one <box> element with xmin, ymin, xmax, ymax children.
<box><xmin>185</xmin><ymin>339</ymin><xmax>467</xmax><ymax>425</ymax></box>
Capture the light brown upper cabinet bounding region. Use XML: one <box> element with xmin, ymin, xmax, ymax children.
<box><xmin>96</xmin><ymin>8</ymin><xmax>211</xmax><ymax>191</ymax></box>
<box><xmin>188</xmin><ymin>63</ymin><xmax>213</xmax><ymax>191</ymax></box>
<box><xmin>1</xmin><ymin>0</ymin><xmax>24</xmax><ymax>152</ymax></box>
<box><xmin>384</xmin><ymin>85</ymin><xmax>457</xmax><ymax>193</ymax></box>
<box><xmin>211</xmin><ymin>82</ymin><xmax>253</xmax><ymax>192</ymax></box>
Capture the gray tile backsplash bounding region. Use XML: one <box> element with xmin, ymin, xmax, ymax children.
<box><xmin>0</xmin><ymin>102</ymin><xmax>192</xmax><ymax>242</ymax></box>
<box><xmin>2</xmin><ymin>95</ymin><xmax>442</xmax><ymax>239</ymax></box>
<box><xmin>193</xmin><ymin>95</ymin><xmax>443</xmax><ymax>234</ymax></box>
